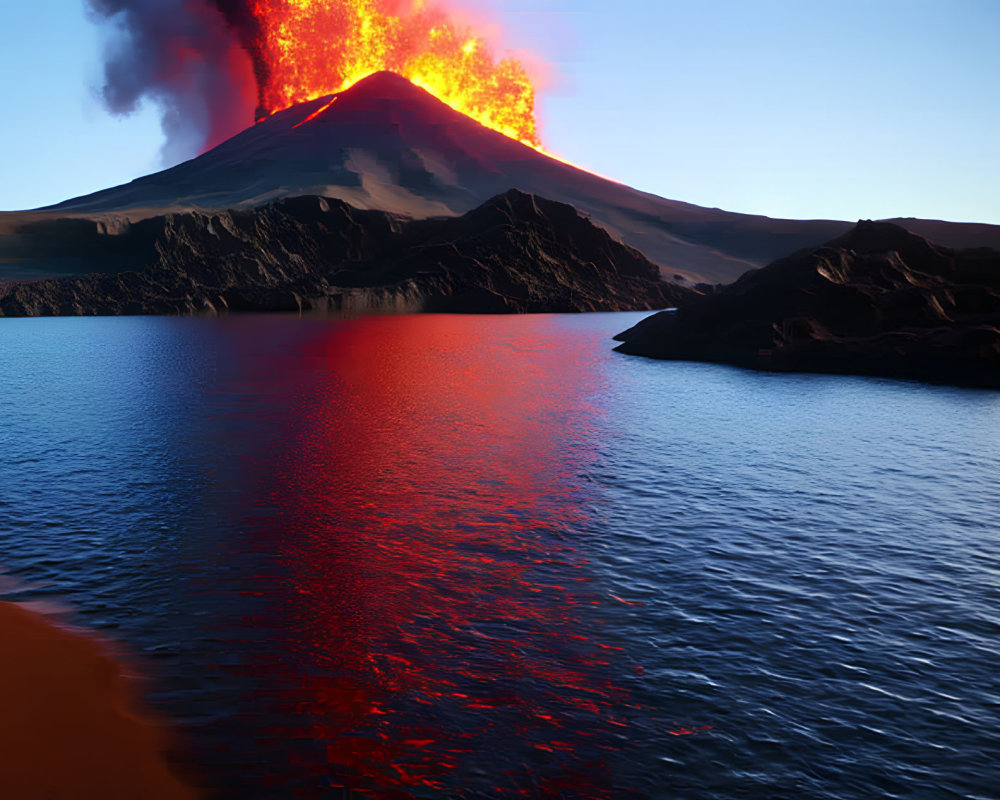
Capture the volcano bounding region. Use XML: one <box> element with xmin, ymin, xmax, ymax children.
<box><xmin>3</xmin><ymin>72</ymin><xmax>1000</xmax><ymax>289</ymax></box>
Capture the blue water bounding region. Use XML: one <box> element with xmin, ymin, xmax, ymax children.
<box><xmin>1</xmin><ymin>313</ymin><xmax>999</xmax><ymax>799</ymax></box>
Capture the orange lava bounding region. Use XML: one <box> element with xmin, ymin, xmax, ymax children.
<box><xmin>249</xmin><ymin>0</ymin><xmax>540</xmax><ymax>146</ymax></box>
<box><xmin>291</xmin><ymin>95</ymin><xmax>339</xmax><ymax>128</ymax></box>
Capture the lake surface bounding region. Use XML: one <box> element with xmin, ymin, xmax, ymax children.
<box><xmin>1</xmin><ymin>312</ymin><xmax>999</xmax><ymax>799</ymax></box>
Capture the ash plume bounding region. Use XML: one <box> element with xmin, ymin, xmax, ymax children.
<box><xmin>86</xmin><ymin>0</ymin><xmax>258</xmax><ymax>163</ymax></box>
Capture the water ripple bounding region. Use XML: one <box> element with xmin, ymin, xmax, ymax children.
<box><xmin>1</xmin><ymin>313</ymin><xmax>999</xmax><ymax>798</ymax></box>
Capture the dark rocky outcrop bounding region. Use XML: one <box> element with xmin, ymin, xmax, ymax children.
<box><xmin>22</xmin><ymin>72</ymin><xmax>998</xmax><ymax>286</ymax></box>
<box><xmin>614</xmin><ymin>221</ymin><xmax>1000</xmax><ymax>388</ymax></box>
<box><xmin>0</xmin><ymin>190</ymin><xmax>692</xmax><ymax>317</ymax></box>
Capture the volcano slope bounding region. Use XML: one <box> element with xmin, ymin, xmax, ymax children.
<box><xmin>0</xmin><ymin>190</ymin><xmax>693</xmax><ymax>317</ymax></box>
<box><xmin>614</xmin><ymin>221</ymin><xmax>1000</xmax><ymax>387</ymax></box>
<box><xmin>5</xmin><ymin>72</ymin><xmax>1000</xmax><ymax>288</ymax></box>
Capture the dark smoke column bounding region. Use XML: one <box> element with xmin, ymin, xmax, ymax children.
<box><xmin>86</xmin><ymin>0</ymin><xmax>259</xmax><ymax>163</ymax></box>
<box><xmin>212</xmin><ymin>0</ymin><xmax>270</xmax><ymax>120</ymax></box>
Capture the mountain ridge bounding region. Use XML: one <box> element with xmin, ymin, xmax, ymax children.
<box><xmin>3</xmin><ymin>72</ymin><xmax>999</xmax><ymax>286</ymax></box>
<box><xmin>0</xmin><ymin>189</ymin><xmax>691</xmax><ymax>317</ymax></box>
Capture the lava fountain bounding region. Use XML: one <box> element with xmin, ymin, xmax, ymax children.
<box><xmin>247</xmin><ymin>0</ymin><xmax>541</xmax><ymax>146</ymax></box>
<box><xmin>90</xmin><ymin>0</ymin><xmax>544</xmax><ymax>157</ymax></box>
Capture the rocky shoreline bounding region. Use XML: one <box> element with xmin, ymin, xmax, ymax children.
<box><xmin>614</xmin><ymin>221</ymin><xmax>1000</xmax><ymax>388</ymax></box>
<box><xmin>0</xmin><ymin>190</ymin><xmax>691</xmax><ymax>317</ymax></box>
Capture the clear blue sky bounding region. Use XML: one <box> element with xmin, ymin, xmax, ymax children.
<box><xmin>1</xmin><ymin>0</ymin><xmax>997</xmax><ymax>224</ymax></box>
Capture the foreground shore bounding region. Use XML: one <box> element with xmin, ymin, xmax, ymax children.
<box><xmin>0</xmin><ymin>601</ymin><xmax>196</xmax><ymax>799</ymax></box>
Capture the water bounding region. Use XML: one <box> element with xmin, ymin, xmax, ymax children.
<box><xmin>1</xmin><ymin>312</ymin><xmax>999</xmax><ymax>799</ymax></box>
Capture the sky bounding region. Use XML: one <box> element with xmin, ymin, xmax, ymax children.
<box><xmin>0</xmin><ymin>0</ymin><xmax>998</xmax><ymax>224</ymax></box>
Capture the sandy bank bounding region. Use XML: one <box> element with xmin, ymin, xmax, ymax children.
<box><xmin>0</xmin><ymin>601</ymin><xmax>197</xmax><ymax>799</ymax></box>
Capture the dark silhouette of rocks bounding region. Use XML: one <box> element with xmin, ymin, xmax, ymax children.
<box><xmin>5</xmin><ymin>72</ymin><xmax>998</xmax><ymax>286</ymax></box>
<box><xmin>614</xmin><ymin>221</ymin><xmax>1000</xmax><ymax>388</ymax></box>
<box><xmin>0</xmin><ymin>190</ymin><xmax>692</xmax><ymax>317</ymax></box>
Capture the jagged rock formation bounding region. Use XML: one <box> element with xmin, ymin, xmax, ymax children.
<box><xmin>614</xmin><ymin>221</ymin><xmax>1000</xmax><ymax>387</ymax></box>
<box><xmin>6</xmin><ymin>73</ymin><xmax>998</xmax><ymax>286</ymax></box>
<box><xmin>0</xmin><ymin>190</ymin><xmax>692</xmax><ymax>317</ymax></box>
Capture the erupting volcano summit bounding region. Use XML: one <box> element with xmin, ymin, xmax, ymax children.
<box><xmin>245</xmin><ymin>0</ymin><xmax>540</xmax><ymax>146</ymax></box>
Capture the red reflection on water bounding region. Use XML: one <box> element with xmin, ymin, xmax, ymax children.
<box><xmin>235</xmin><ymin>315</ymin><xmax>639</xmax><ymax>797</ymax></box>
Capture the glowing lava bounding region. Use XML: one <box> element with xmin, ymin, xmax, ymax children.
<box><xmin>249</xmin><ymin>0</ymin><xmax>540</xmax><ymax>146</ymax></box>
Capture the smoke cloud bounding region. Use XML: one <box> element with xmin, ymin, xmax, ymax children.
<box><xmin>86</xmin><ymin>0</ymin><xmax>258</xmax><ymax>164</ymax></box>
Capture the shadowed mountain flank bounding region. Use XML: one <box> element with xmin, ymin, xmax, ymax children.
<box><xmin>0</xmin><ymin>190</ymin><xmax>693</xmax><ymax>317</ymax></box>
<box><xmin>3</xmin><ymin>73</ymin><xmax>998</xmax><ymax>288</ymax></box>
<box><xmin>614</xmin><ymin>221</ymin><xmax>1000</xmax><ymax>387</ymax></box>
<box><xmin>2</xmin><ymin>72</ymin><xmax>989</xmax><ymax>286</ymax></box>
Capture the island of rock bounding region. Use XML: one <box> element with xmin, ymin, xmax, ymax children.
<box><xmin>614</xmin><ymin>221</ymin><xmax>1000</xmax><ymax>387</ymax></box>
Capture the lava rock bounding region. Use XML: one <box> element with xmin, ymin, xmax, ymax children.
<box><xmin>0</xmin><ymin>190</ymin><xmax>692</xmax><ymax>317</ymax></box>
<box><xmin>614</xmin><ymin>221</ymin><xmax>1000</xmax><ymax>388</ymax></box>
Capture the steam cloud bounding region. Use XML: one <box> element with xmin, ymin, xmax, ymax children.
<box><xmin>86</xmin><ymin>0</ymin><xmax>539</xmax><ymax>158</ymax></box>
<box><xmin>86</xmin><ymin>0</ymin><xmax>258</xmax><ymax>163</ymax></box>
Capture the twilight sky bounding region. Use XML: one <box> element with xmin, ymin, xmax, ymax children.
<box><xmin>1</xmin><ymin>0</ymin><xmax>997</xmax><ymax>224</ymax></box>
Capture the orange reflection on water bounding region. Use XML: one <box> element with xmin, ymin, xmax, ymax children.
<box><xmin>238</xmin><ymin>315</ymin><xmax>637</xmax><ymax>797</ymax></box>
